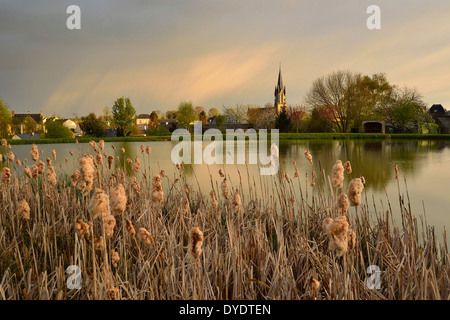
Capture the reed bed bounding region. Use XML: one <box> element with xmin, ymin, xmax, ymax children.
<box><xmin>0</xmin><ymin>141</ymin><xmax>448</xmax><ymax>300</ymax></box>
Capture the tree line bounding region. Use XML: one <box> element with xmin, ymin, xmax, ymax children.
<box><xmin>0</xmin><ymin>70</ymin><xmax>439</xmax><ymax>139</ymax></box>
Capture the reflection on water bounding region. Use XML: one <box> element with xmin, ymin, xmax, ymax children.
<box><xmin>2</xmin><ymin>139</ymin><xmax>450</xmax><ymax>242</ymax></box>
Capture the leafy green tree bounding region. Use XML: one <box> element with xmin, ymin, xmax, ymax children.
<box><xmin>45</xmin><ymin>119</ymin><xmax>74</xmax><ymax>139</ymax></box>
<box><xmin>81</xmin><ymin>113</ymin><xmax>106</xmax><ymax>137</ymax></box>
<box><xmin>376</xmin><ymin>86</ymin><xmax>428</xmax><ymax>133</ymax></box>
<box><xmin>112</xmin><ymin>97</ymin><xmax>136</xmax><ymax>137</ymax></box>
<box><xmin>208</xmin><ymin>107</ymin><xmax>219</xmax><ymax>118</ymax></box>
<box><xmin>22</xmin><ymin>116</ymin><xmax>38</xmax><ymax>134</ymax></box>
<box><xmin>165</xmin><ymin>110</ymin><xmax>178</xmax><ymax>120</ymax></box>
<box><xmin>177</xmin><ymin>101</ymin><xmax>195</xmax><ymax>129</ymax></box>
<box><xmin>275</xmin><ymin>108</ymin><xmax>292</xmax><ymax>133</ymax></box>
<box><xmin>0</xmin><ymin>97</ymin><xmax>12</xmax><ymax>138</ymax></box>
<box><xmin>215</xmin><ymin>114</ymin><xmax>226</xmax><ymax>128</ymax></box>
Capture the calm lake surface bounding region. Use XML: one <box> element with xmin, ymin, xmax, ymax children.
<box><xmin>5</xmin><ymin>139</ymin><xmax>450</xmax><ymax>244</ymax></box>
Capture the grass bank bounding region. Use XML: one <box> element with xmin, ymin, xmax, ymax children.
<box><xmin>4</xmin><ymin>132</ymin><xmax>450</xmax><ymax>146</ymax></box>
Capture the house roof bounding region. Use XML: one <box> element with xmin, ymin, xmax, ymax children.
<box><xmin>437</xmin><ymin>117</ymin><xmax>450</xmax><ymax>129</ymax></box>
<box><xmin>137</xmin><ymin>114</ymin><xmax>150</xmax><ymax>119</ymax></box>
<box><xmin>429</xmin><ymin>104</ymin><xmax>446</xmax><ymax>114</ymax></box>
<box><xmin>13</xmin><ymin>113</ymin><xmax>43</xmax><ymax>124</ymax></box>
<box><xmin>13</xmin><ymin>133</ymin><xmax>41</xmax><ymax>139</ymax></box>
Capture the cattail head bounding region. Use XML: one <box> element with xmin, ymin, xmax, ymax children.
<box><xmin>89</xmin><ymin>140</ymin><xmax>98</xmax><ymax>153</ymax></box>
<box><xmin>394</xmin><ymin>163</ymin><xmax>399</xmax><ymax>180</ymax></box>
<box><xmin>126</xmin><ymin>219</ymin><xmax>136</xmax><ymax>237</ymax></box>
<box><xmin>347</xmin><ymin>178</ymin><xmax>364</xmax><ymax>207</ymax></box>
<box><xmin>37</xmin><ymin>160</ymin><xmax>45</xmax><ymax>174</ymax></box>
<box><xmin>18</xmin><ymin>199</ymin><xmax>30</xmax><ymax>220</ymax></box>
<box><xmin>7</xmin><ymin>151</ymin><xmax>15</xmax><ymax>163</ymax></box>
<box><xmin>140</xmin><ymin>144</ymin><xmax>145</xmax><ymax>153</ymax></box>
<box><xmin>133</xmin><ymin>156</ymin><xmax>141</xmax><ymax>173</ymax></box>
<box><xmin>219</xmin><ymin>169</ymin><xmax>225</xmax><ymax>177</ymax></box>
<box><xmin>16</xmin><ymin>159</ymin><xmax>22</xmax><ymax>167</ymax></box>
<box><xmin>111</xmin><ymin>250</ymin><xmax>120</xmax><ymax>268</ymax></box>
<box><xmin>99</xmin><ymin>140</ymin><xmax>104</xmax><ymax>151</ymax></box>
<box><xmin>80</xmin><ymin>156</ymin><xmax>94</xmax><ymax>191</ymax></box>
<box><xmin>94</xmin><ymin>237</ymin><xmax>104</xmax><ymax>250</ymax></box>
<box><xmin>69</xmin><ymin>150</ymin><xmax>74</xmax><ymax>157</ymax></box>
<box><xmin>137</xmin><ymin>228</ymin><xmax>153</xmax><ymax>246</ymax></box>
<box><xmin>285</xmin><ymin>172</ymin><xmax>290</xmax><ymax>183</ymax></box>
<box><xmin>332</xmin><ymin>160</ymin><xmax>344</xmax><ymax>189</ymax></box>
<box><xmin>188</xmin><ymin>227</ymin><xmax>203</xmax><ymax>260</ymax></box>
<box><xmin>152</xmin><ymin>175</ymin><xmax>164</xmax><ymax>203</ymax></box>
<box><xmin>103</xmin><ymin>214</ymin><xmax>116</xmax><ymax>238</ymax></box>
<box><xmin>126</xmin><ymin>158</ymin><xmax>133</xmax><ymax>166</ymax></box>
<box><xmin>347</xmin><ymin>228</ymin><xmax>356</xmax><ymax>250</ymax></box>
<box><xmin>89</xmin><ymin>188</ymin><xmax>111</xmax><ymax>219</ymax></box>
<box><xmin>145</xmin><ymin>145</ymin><xmax>151</xmax><ymax>155</ymax></box>
<box><xmin>2</xmin><ymin>167</ymin><xmax>11</xmax><ymax>184</ymax></box>
<box><xmin>210</xmin><ymin>191</ymin><xmax>218</xmax><ymax>210</ymax></box>
<box><xmin>46</xmin><ymin>165</ymin><xmax>57</xmax><ymax>186</ymax></box>
<box><xmin>160</xmin><ymin>170</ymin><xmax>167</xmax><ymax>178</ymax></box>
<box><xmin>30</xmin><ymin>144</ymin><xmax>39</xmax><ymax>161</ymax></box>
<box><xmin>311</xmin><ymin>170</ymin><xmax>316</xmax><ymax>187</ymax></box>
<box><xmin>221</xmin><ymin>178</ymin><xmax>230</xmax><ymax>201</ymax></box>
<box><xmin>305</xmin><ymin>150</ymin><xmax>313</xmax><ymax>166</ymax></box>
<box><xmin>344</xmin><ymin>161</ymin><xmax>352</xmax><ymax>174</ymax></box>
<box><xmin>52</xmin><ymin>149</ymin><xmax>56</xmax><ymax>161</ymax></box>
<box><xmin>70</xmin><ymin>169</ymin><xmax>80</xmax><ymax>186</ymax></box>
<box><xmin>24</xmin><ymin>166</ymin><xmax>32</xmax><ymax>179</ymax></box>
<box><xmin>232</xmin><ymin>189</ymin><xmax>242</xmax><ymax>213</ymax></box>
<box><xmin>323</xmin><ymin>216</ymin><xmax>349</xmax><ymax>257</ymax></box>
<box><xmin>107</xmin><ymin>155</ymin><xmax>114</xmax><ymax>170</ymax></box>
<box><xmin>95</xmin><ymin>152</ymin><xmax>103</xmax><ymax>166</ymax></box>
<box><xmin>111</xmin><ymin>183</ymin><xmax>127</xmax><ymax>215</ymax></box>
<box><xmin>1</xmin><ymin>138</ymin><xmax>7</xmax><ymax>148</ymax></box>
<box><xmin>76</xmin><ymin>218</ymin><xmax>90</xmax><ymax>241</ymax></box>
<box><xmin>121</xmin><ymin>147</ymin><xmax>125</xmax><ymax>154</ymax></box>
<box><xmin>31</xmin><ymin>164</ymin><xmax>39</xmax><ymax>180</ymax></box>
<box><xmin>337</xmin><ymin>193</ymin><xmax>349</xmax><ymax>214</ymax></box>
<box><xmin>294</xmin><ymin>161</ymin><xmax>299</xmax><ymax>178</ymax></box>
<box><xmin>308</xmin><ymin>276</ymin><xmax>320</xmax><ymax>290</ymax></box>
<box><xmin>130</xmin><ymin>177</ymin><xmax>141</xmax><ymax>195</ymax></box>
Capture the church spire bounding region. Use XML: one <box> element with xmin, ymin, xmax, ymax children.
<box><xmin>274</xmin><ymin>65</ymin><xmax>286</xmax><ymax>114</ymax></box>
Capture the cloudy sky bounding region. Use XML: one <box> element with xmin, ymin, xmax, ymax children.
<box><xmin>1</xmin><ymin>0</ymin><xmax>449</xmax><ymax>117</ymax></box>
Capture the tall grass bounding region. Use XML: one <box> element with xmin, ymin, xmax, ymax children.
<box><xmin>0</xmin><ymin>141</ymin><xmax>448</xmax><ymax>300</ymax></box>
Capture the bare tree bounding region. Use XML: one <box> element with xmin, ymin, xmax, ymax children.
<box><xmin>305</xmin><ymin>70</ymin><xmax>357</xmax><ymax>133</ymax></box>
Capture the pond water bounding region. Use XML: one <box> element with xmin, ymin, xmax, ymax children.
<box><xmin>3</xmin><ymin>139</ymin><xmax>450</xmax><ymax>245</ymax></box>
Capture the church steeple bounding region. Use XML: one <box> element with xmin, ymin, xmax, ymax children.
<box><xmin>274</xmin><ymin>65</ymin><xmax>286</xmax><ymax>114</ymax></box>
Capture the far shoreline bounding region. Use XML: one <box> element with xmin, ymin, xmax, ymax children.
<box><xmin>3</xmin><ymin>132</ymin><xmax>450</xmax><ymax>145</ymax></box>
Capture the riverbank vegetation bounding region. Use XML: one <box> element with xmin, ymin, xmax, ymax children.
<box><xmin>3</xmin><ymin>132</ymin><xmax>450</xmax><ymax>146</ymax></box>
<box><xmin>0</xmin><ymin>139</ymin><xmax>448</xmax><ymax>299</ymax></box>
